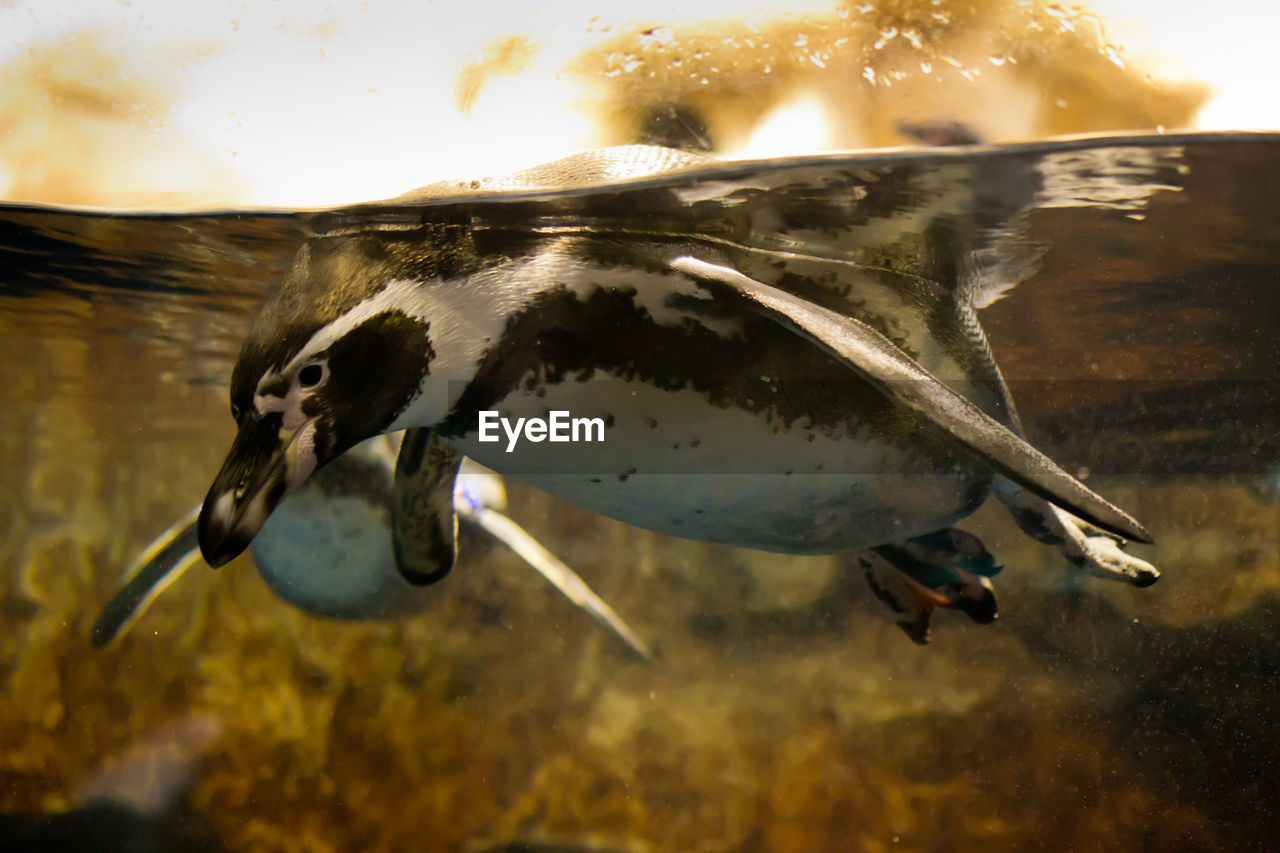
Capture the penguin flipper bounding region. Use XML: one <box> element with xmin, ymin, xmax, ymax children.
<box><xmin>668</xmin><ymin>255</ymin><xmax>1152</xmax><ymax>545</ymax></box>
<box><xmin>392</xmin><ymin>427</ymin><xmax>462</xmax><ymax>585</ymax></box>
<box><xmin>93</xmin><ymin>505</ymin><xmax>203</xmax><ymax>647</ymax></box>
<box><xmin>463</xmin><ymin>502</ymin><xmax>656</xmax><ymax>663</ymax></box>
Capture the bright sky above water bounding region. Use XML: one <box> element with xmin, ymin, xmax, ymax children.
<box><xmin>0</xmin><ymin>0</ymin><xmax>1273</xmax><ymax>208</ymax></box>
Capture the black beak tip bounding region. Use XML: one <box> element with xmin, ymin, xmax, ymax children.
<box><xmin>202</xmin><ymin>546</ymin><xmax>237</xmax><ymax>569</ymax></box>
<box><xmin>197</xmin><ymin>499</ymin><xmax>248</xmax><ymax>568</ymax></box>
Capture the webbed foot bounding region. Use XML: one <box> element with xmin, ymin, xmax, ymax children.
<box><xmin>859</xmin><ymin>528</ymin><xmax>1000</xmax><ymax>644</ymax></box>
<box><xmin>1063</xmin><ymin>522</ymin><xmax>1160</xmax><ymax>587</ymax></box>
<box><xmin>994</xmin><ymin>477</ymin><xmax>1159</xmax><ymax>587</ymax></box>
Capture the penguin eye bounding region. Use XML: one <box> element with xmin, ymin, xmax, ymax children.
<box><xmin>297</xmin><ymin>362</ymin><xmax>327</xmax><ymax>389</ymax></box>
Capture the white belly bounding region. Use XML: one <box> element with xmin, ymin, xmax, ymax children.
<box><xmin>447</xmin><ymin>376</ymin><xmax>990</xmax><ymax>553</ymax></box>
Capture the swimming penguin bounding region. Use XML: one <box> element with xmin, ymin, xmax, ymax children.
<box><xmin>95</xmin><ymin>438</ymin><xmax>653</xmax><ymax>661</ymax></box>
<box><xmin>194</xmin><ymin>144</ymin><xmax>1158</xmax><ymax>642</ymax></box>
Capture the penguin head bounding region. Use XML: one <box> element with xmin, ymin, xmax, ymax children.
<box><xmin>198</xmin><ymin>234</ymin><xmax>445</xmax><ymax>567</ymax></box>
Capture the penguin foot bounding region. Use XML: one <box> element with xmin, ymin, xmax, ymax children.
<box><xmin>1062</xmin><ymin>526</ymin><xmax>1160</xmax><ymax>587</ymax></box>
<box><xmin>993</xmin><ymin>476</ymin><xmax>1159</xmax><ymax>587</ymax></box>
<box><xmin>859</xmin><ymin>528</ymin><xmax>1000</xmax><ymax>644</ymax></box>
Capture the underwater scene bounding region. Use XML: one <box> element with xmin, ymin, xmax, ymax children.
<box><xmin>1</xmin><ymin>3</ymin><xmax>1278</xmax><ymax>852</ymax></box>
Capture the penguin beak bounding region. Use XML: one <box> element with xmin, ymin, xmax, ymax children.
<box><xmin>198</xmin><ymin>414</ymin><xmax>301</xmax><ymax>568</ymax></box>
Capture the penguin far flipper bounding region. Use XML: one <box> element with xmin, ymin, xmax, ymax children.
<box><xmin>666</xmin><ymin>255</ymin><xmax>1153</xmax><ymax>547</ymax></box>
<box><xmin>454</xmin><ymin>476</ymin><xmax>656</xmax><ymax>663</ymax></box>
<box><xmin>391</xmin><ymin>427</ymin><xmax>463</xmax><ymax>586</ymax></box>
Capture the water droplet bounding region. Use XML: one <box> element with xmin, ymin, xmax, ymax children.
<box><xmin>873</xmin><ymin>27</ymin><xmax>898</xmax><ymax>50</ymax></box>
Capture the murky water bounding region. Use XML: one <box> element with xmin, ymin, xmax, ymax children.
<box><xmin>1</xmin><ymin>134</ymin><xmax>1277</xmax><ymax>851</ymax></box>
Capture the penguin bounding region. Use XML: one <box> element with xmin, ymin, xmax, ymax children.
<box><xmin>95</xmin><ymin>437</ymin><xmax>653</xmax><ymax>661</ymax></box>
<box><xmin>194</xmin><ymin>144</ymin><xmax>1158</xmax><ymax>642</ymax></box>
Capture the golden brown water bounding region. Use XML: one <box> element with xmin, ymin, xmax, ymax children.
<box><xmin>0</xmin><ymin>135</ymin><xmax>1277</xmax><ymax>852</ymax></box>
